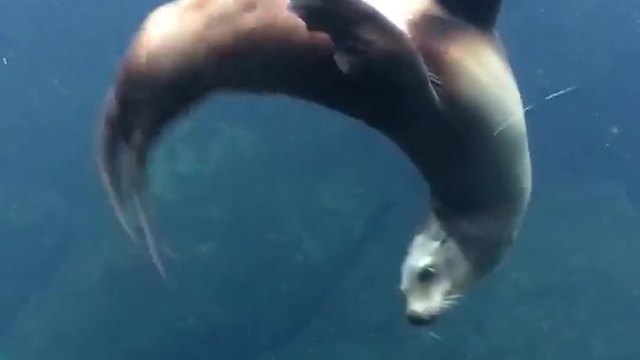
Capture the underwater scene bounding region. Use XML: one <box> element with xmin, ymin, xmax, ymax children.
<box><xmin>0</xmin><ymin>0</ymin><xmax>638</xmax><ymax>359</ymax></box>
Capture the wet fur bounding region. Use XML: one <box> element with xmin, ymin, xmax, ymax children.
<box><xmin>96</xmin><ymin>0</ymin><xmax>531</xmax><ymax>325</ymax></box>
<box><xmin>404</xmin><ymin>1</ymin><xmax>531</xmax><ymax>321</ymax></box>
<box><xmin>97</xmin><ymin>0</ymin><xmax>439</xmax><ymax>277</ymax></box>
<box><xmin>293</xmin><ymin>0</ymin><xmax>531</xmax><ymax>322</ymax></box>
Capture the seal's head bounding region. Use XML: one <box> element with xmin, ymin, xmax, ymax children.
<box><xmin>400</xmin><ymin>225</ymin><xmax>472</xmax><ymax>326</ymax></box>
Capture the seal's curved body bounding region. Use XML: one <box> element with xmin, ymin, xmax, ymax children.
<box><xmin>402</xmin><ymin>1</ymin><xmax>531</xmax><ymax>325</ymax></box>
<box><xmin>96</xmin><ymin>0</ymin><xmax>532</xmax><ymax>326</ymax></box>
<box><xmin>290</xmin><ymin>0</ymin><xmax>531</xmax><ymax>324</ymax></box>
<box><xmin>97</xmin><ymin>0</ymin><xmax>438</xmax><ymax>278</ymax></box>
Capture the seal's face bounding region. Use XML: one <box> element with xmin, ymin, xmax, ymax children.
<box><xmin>400</xmin><ymin>232</ymin><xmax>471</xmax><ymax>326</ymax></box>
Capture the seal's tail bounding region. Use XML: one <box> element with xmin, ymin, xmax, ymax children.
<box><xmin>96</xmin><ymin>89</ymin><xmax>167</xmax><ymax>279</ymax></box>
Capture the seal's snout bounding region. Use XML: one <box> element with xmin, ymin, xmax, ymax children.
<box><xmin>406</xmin><ymin>312</ymin><xmax>437</xmax><ymax>327</ymax></box>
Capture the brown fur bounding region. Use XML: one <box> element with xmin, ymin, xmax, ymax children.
<box><xmin>295</xmin><ymin>0</ymin><xmax>531</xmax><ymax>325</ymax></box>
<box><xmin>96</xmin><ymin>0</ymin><xmax>434</xmax><ymax>277</ymax></box>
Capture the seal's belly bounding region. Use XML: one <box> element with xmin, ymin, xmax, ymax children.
<box><xmin>440</xmin><ymin>35</ymin><xmax>525</xmax><ymax>140</ymax></box>
<box><xmin>430</xmin><ymin>34</ymin><xmax>532</xmax><ymax>213</ymax></box>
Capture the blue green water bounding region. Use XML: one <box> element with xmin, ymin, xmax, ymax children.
<box><xmin>0</xmin><ymin>1</ymin><xmax>639</xmax><ymax>359</ymax></box>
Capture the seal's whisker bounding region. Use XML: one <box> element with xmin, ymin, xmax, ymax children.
<box><xmin>443</xmin><ymin>299</ymin><xmax>459</xmax><ymax>307</ymax></box>
<box><xmin>439</xmin><ymin>300</ymin><xmax>455</xmax><ymax>310</ymax></box>
<box><xmin>439</xmin><ymin>294</ymin><xmax>462</xmax><ymax>310</ymax></box>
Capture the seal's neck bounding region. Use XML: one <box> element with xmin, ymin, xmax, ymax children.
<box><xmin>424</xmin><ymin>201</ymin><xmax>522</xmax><ymax>279</ymax></box>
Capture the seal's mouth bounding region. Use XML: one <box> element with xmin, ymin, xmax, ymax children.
<box><xmin>404</xmin><ymin>290</ymin><xmax>462</xmax><ymax>327</ymax></box>
<box><xmin>405</xmin><ymin>302</ymin><xmax>443</xmax><ymax>327</ymax></box>
<box><xmin>406</xmin><ymin>311</ymin><xmax>437</xmax><ymax>326</ymax></box>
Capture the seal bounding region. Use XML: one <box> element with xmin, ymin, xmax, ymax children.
<box><xmin>292</xmin><ymin>0</ymin><xmax>532</xmax><ymax>325</ymax></box>
<box><xmin>96</xmin><ymin>0</ymin><xmax>532</xmax><ymax>327</ymax></box>
<box><xmin>96</xmin><ymin>0</ymin><xmax>440</xmax><ymax>279</ymax></box>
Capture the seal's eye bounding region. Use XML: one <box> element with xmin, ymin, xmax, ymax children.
<box><xmin>417</xmin><ymin>266</ymin><xmax>436</xmax><ymax>283</ymax></box>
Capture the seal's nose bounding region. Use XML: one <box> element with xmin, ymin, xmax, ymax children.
<box><xmin>406</xmin><ymin>313</ymin><xmax>436</xmax><ymax>327</ymax></box>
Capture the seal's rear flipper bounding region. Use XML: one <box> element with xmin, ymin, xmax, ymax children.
<box><xmin>97</xmin><ymin>89</ymin><xmax>168</xmax><ymax>279</ymax></box>
<box><xmin>97</xmin><ymin>89</ymin><xmax>140</xmax><ymax>246</ymax></box>
<box><xmin>129</xmin><ymin>127</ymin><xmax>168</xmax><ymax>279</ymax></box>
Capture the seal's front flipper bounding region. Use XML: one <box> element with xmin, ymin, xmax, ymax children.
<box><xmin>333</xmin><ymin>51</ymin><xmax>357</xmax><ymax>74</ymax></box>
<box><xmin>289</xmin><ymin>0</ymin><xmax>410</xmax><ymax>76</ymax></box>
<box><xmin>289</xmin><ymin>0</ymin><xmax>442</xmax><ymax>108</ymax></box>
